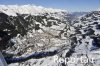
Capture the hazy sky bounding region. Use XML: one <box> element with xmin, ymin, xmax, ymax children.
<box><xmin>0</xmin><ymin>0</ymin><xmax>100</xmax><ymax>12</ymax></box>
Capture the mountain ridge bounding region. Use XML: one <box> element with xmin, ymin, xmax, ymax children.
<box><xmin>0</xmin><ymin>5</ymin><xmax>67</xmax><ymax>16</ymax></box>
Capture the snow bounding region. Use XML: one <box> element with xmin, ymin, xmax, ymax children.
<box><xmin>50</xmin><ymin>23</ymin><xmax>66</xmax><ymax>30</ymax></box>
<box><xmin>0</xmin><ymin>5</ymin><xmax>67</xmax><ymax>16</ymax></box>
<box><xmin>1</xmin><ymin>5</ymin><xmax>100</xmax><ymax>66</ymax></box>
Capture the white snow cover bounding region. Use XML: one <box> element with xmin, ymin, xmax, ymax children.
<box><xmin>2</xmin><ymin>5</ymin><xmax>100</xmax><ymax>66</ymax></box>
<box><xmin>0</xmin><ymin>5</ymin><xmax>67</xmax><ymax>16</ymax></box>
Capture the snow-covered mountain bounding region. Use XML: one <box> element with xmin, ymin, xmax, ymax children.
<box><xmin>71</xmin><ymin>11</ymin><xmax>100</xmax><ymax>66</ymax></box>
<box><xmin>70</xmin><ymin>12</ymin><xmax>88</xmax><ymax>17</ymax></box>
<box><xmin>0</xmin><ymin>5</ymin><xmax>66</xmax><ymax>16</ymax></box>
<box><xmin>0</xmin><ymin>5</ymin><xmax>68</xmax><ymax>36</ymax></box>
<box><xmin>0</xmin><ymin>5</ymin><xmax>69</xmax><ymax>65</ymax></box>
<box><xmin>0</xmin><ymin>5</ymin><xmax>69</xmax><ymax>66</ymax></box>
<box><xmin>1</xmin><ymin>5</ymin><xmax>100</xmax><ymax>66</ymax></box>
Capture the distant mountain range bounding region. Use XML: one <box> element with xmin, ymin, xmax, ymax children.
<box><xmin>0</xmin><ymin>5</ymin><xmax>66</xmax><ymax>16</ymax></box>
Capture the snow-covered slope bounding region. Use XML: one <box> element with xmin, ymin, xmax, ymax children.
<box><xmin>0</xmin><ymin>5</ymin><xmax>69</xmax><ymax>66</ymax></box>
<box><xmin>0</xmin><ymin>5</ymin><xmax>66</xmax><ymax>16</ymax></box>
<box><xmin>1</xmin><ymin>5</ymin><xmax>100</xmax><ymax>66</ymax></box>
<box><xmin>71</xmin><ymin>11</ymin><xmax>100</xmax><ymax>66</ymax></box>
<box><xmin>0</xmin><ymin>5</ymin><xmax>71</xmax><ymax>66</ymax></box>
